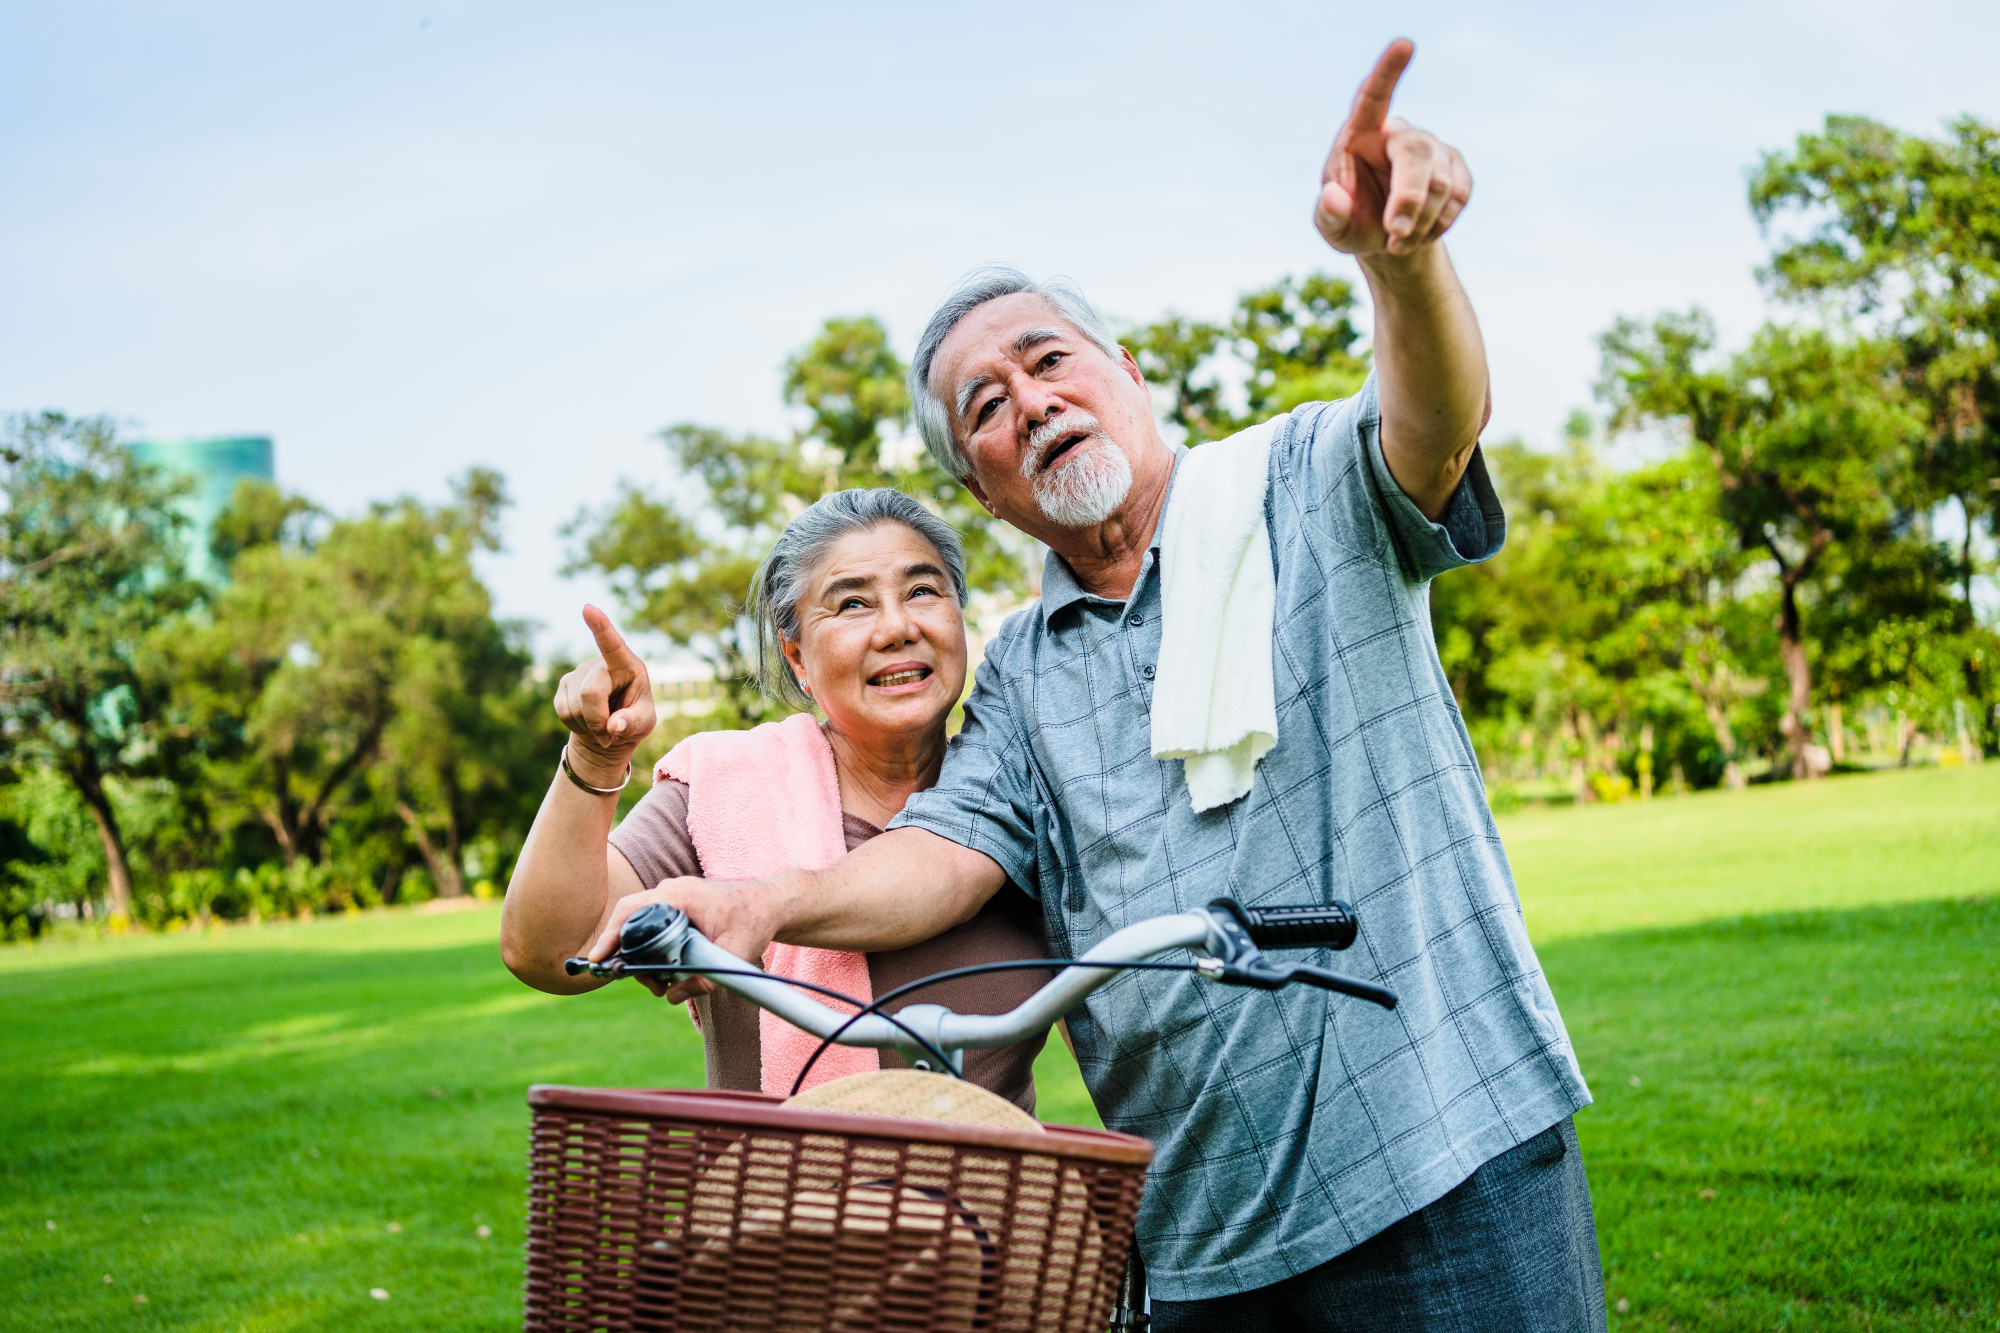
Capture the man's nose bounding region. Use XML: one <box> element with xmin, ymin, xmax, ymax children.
<box><xmin>1012</xmin><ymin>377</ymin><xmax>1067</xmax><ymax>428</ymax></box>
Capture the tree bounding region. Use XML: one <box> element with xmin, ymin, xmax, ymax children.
<box><xmin>0</xmin><ymin>413</ymin><xmax>200</xmax><ymax>919</ymax></box>
<box><xmin>1127</xmin><ymin>273</ymin><xmax>1371</xmax><ymax>443</ymax></box>
<box><xmin>1433</xmin><ymin>416</ymin><xmax>1773</xmax><ymax>798</ymax></box>
<box><xmin>1752</xmin><ymin>113</ymin><xmax>2000</xmax><ymax>748</ymax></box>
<box><xmin>1598</xmin><ymin>312</ymin><xmax>1923</xmax><ymax>778</ymax></box>
<box><xmin>569</xmin><ymin>315</ymin><xmax>1029</xmax><ymax>725</ymax></box>
<box><xmin>372</xmin><ymin>471</ymin><xmax>564</xmax><ymax>899</ymax></box>
<box><xmin>172</xmin><ymin>470</ymin><xmax>552</xmax><ymax>898</ymax></box>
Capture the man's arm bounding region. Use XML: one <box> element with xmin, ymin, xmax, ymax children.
<box><xmin>583</xmin><ymin>826</ymin><xmax>1008</xmax><ymax>1003</ymax></box>
<box><xmin>1314</xmin><ymin>38</ymin><xmax>1488</xmax><ymax>520</ymax></box>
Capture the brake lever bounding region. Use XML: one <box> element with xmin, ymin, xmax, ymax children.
<box><xmin>1271</xmin><ymin>961</ymin><xmax>1398</xmax><ymax>1010</ymax></box>
<box><xmin>1207</xmin><ymin>959</ymin><xmax>1397</xmax><ymax>1009</ymax></box>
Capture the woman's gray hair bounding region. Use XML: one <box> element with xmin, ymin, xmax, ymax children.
<box><xmin>747</xmin><ymin>487</ymin><xmax>968</xmax><ymax>711</ymax></box>
<box><xmin>908</xmin><ymin>265</ymin><xmax>1124</xmax><ymax>483</ymax></box>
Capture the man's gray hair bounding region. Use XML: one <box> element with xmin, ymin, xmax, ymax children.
<box><xmin>746</xmin><ymin>487</ymin><xmax>968</xmax><ymax>711</ymax></box>
<box><xmin>908</xmin><ymin>265</ymin><xmax>1124</xmax><ymax>482</ymax></box>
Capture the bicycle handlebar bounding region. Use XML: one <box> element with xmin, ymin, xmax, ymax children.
<box><xmin>566</xmin><ymin>896</ymin><xmax>1396</xmax><ymax>1075</ymax></box>
<box><xmin>1232</xmin><ymin>901</ymin><xmax>1359</xmax><ymax>951</ymax></box>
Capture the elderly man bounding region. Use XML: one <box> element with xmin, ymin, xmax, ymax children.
<box><xmin>585</xmin><ymin>39</ymin><xmax>1600</xmax><ymax>1331</ymax></box>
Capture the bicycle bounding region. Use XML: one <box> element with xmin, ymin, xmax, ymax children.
<box><xmin>528</xmin><ymin>896</ymin><xmax>1398</xmax><ymax>1332</ymax></box>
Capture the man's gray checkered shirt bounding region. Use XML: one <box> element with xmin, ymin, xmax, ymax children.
<box><xmin>890</xmin><ymin>375</ymin><xmax>1592</xmax><ymax>1301</ymax></box>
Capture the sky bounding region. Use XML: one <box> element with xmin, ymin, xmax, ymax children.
<box><xmin>5</xmin><ymin>0</ymin><xmax>1998</xmax><ymax>661</ymax></box>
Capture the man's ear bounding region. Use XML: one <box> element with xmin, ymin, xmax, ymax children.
<box><xmin>1118</xmin><ymin>345</ymin><xmax>1152</xmax><ymax>401</ymax></box>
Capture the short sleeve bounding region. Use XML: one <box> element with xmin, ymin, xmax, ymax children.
<box><xmin>887</xmin><ymin>638</ymin><xmax>1042</xmax><ymax>897</ymax></box>
<box><xmin>607</xmin><ymin>778</ymin><xmax>703</xmax><ymax>890</ymax></box>
<box><xmin>1297</xmin><ymin>372</ymin><xmax>1507</xmax><ymax>584</ymax></box>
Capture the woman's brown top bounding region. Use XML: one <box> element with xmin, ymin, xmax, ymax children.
<box><xmin>609</xmin><ymin>778</ymin><xmax>1054</xmax><ymax>1113</ymax></box>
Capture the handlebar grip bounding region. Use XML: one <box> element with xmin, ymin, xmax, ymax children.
<box><xmin>1239</xmin><ymin>901</ymin><xmax>1358</xmax><ymax>951</ymax></box>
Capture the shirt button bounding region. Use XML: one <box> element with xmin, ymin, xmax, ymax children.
<box><xmin>1142</xmin><ymin>665</ymin><xmax>1156</xmax><ymax>680</ymax></box>
<box><xmin>1128</xmin><ymin>614</ymin><xmax>1143</xmax><ymax>627</ymax></box>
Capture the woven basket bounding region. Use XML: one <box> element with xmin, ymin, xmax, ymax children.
<box><xmin>525</xmin><ymin>1084</ymin><xmax>1152</xmax><ymax>1333</ymax></box>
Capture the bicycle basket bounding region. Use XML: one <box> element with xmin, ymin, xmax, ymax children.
<box><xmin>524</xmin><ymin>1084</ymin><xmax>1152</xmax><ymax>1333</ymax></box>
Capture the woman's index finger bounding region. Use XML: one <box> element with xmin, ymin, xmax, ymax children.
<box><xmin>582</xmin><ymin>604</ymin><xmax>639</xmax><ymax>668</ymax></box>
<box><xmin>1345</xmin><ymin>38</ymin><xmax>1414</xmax><ymax>135</ymax></box>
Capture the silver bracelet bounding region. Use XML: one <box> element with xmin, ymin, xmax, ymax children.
<box><xmin>560</xmin><ymin>744</ymin><xmax>632</xmax><ymax>796</ymax></box>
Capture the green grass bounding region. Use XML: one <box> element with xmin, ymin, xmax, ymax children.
<box><xmin>4</xmin><ymin>765</ymin><xmax>1998</xmax><ymax>1330</ymax></box>
<box><xmin>1501</xmin><ymin>764</ymin><xmax>2000</xmax><ymax>942</ymax></box>
<box><xmin>1557</xmin><ymin>899</ymin><xmax>1996</xmax><ymax>1331</ymax></box>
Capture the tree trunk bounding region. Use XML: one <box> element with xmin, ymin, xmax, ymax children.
<box><xmin>1961</xmin><ymin>494</ymin><xmax>1976</xmax><ymax>611</ymax></box>
<box><xmin>287</xmin><ymin>715</ymin><xmax>389</xmax><ymax>868</ymax></box>
<box><xmin>1696</xmin><ymin>672</ymin><xmax>1747</xmax><ymax>790</ymax></box>
<box><xmin>397</xmin><ymin>800</ymin><xmax>465</xmax><ymax>899</ymax></box>
<box><xmin>265</xmin><ymin>756</ymin><xmax>302</xmax><ymax>866</ymax></box>
<box><xmin>1775</xmin><ymin>573</ymin><xmax>1817</xmax><ymax>780</ymax></box>
<box><xmin>74</xmin><ymin>772</ymin><xmax>135</xmax><ymax>920</ymax></box>
<box><xmin>1828</xmin><ymin>702</ymin><xmax>1845</xmax><ymax>765</ymax></box>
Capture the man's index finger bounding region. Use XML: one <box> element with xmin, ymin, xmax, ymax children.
<box><xmin>1345</xmin><ymin>38</ymin><xmax>1414</xmax><ymax>134</ymax></box>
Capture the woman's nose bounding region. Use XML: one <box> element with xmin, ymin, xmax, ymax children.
<box><xmin>875</xmin><ymin>595</ymin><xmax>918</xmax><ymax>646</ymax></box>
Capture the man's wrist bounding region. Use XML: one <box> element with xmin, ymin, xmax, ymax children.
<box><xmin>1356</xmin><ymin>241</ymin><xmax>1454</xmax><ymax>294</ymax></box>
<box><xmin>760</xmin><ymin>868</ymin><xmax>819</xmax><ymax>946</ymax></box>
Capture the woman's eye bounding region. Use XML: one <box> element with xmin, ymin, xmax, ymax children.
<box><xmin>1039</xmin><ymin>351</ymin><xmax>1064</xmax><ymax>372</ymax></box>
<box><xmin>910</xmin><ymin>584</ymin><xmax>937</xmax><ymax>598</ymax></box>
<box><xmin>839</xmin><ymin>596</ymin><xmax>866</xmax><ymax>611</ymax></box>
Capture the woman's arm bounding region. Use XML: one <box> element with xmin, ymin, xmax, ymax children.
<box><xmin>501</xmin><ymin>767</ymin><xmax>645</xmax><ymax>994</ymax></box>
<box><xmin>500</xmin><ymin>606</ymin><xmax>656</xmax><ymax>993</ymax></box>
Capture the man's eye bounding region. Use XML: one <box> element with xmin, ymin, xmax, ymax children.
<box><xmin>975</xmin><ymin>397</ymin><xmax>1001</xmax><ymax>426</ymax></box>
<box><xmin>1039</xmin><ymin>351</ymin><xmax>1065</xmax><ymax>372</ymax></box>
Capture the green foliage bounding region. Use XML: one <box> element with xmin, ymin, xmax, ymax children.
<box><xmin>1596</xmin><ymin>313</ymin><xmax>1931</xmax><ymax>776</ymax></box>
<box><xmin>163</xmin><ymin>471</ymin><xmax>562</xmax><ymax>913</ymax></box>
<box><xmin>0</xmin><ymin>457</ymin><xmax>562</xmax><ymax>930</ymax></box>
<box><xmin>1751</xmin><ymin>113</ymin><xmax>2000</xmax><ymax>742</ymax></box>
<box><xmin>1437</xmin><ymin>422</ymin><xmax>1780</xmax><ymax>798</ymax></box>
<box><xmin>568</xmin><ymin>315</ymin><xmax>1030</xmax><ymax>726</ymax></box>
<box><xmin>1126</xmin><ymin>272</ymin><xmax>1370</xmax><ymax>443</ymax></box>
<box><xmin>0</xmin><ymin>413</ymin><xmax>200</xmax><ymax>918</ymax></box>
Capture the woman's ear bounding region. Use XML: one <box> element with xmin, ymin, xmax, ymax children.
<box><xmin>779</xmin><ymin>635</ymin><xmax>811</xmax><ymax>699</ymax></box>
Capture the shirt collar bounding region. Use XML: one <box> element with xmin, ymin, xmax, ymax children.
<box><xmin>1037</xmin><ymin>442</ymin><xmax>1189</xmax><ymax>620</ymax></box>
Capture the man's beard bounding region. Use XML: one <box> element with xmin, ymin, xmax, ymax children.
<box><xmin>1021</xmin><ymin>411</ymin><xmax>1134</xmax><ymax>528</ymax></box>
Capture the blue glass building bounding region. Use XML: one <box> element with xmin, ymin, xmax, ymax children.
<box><xmin>126</xmin><ymin>436</ymin><xmax>275</xmax><ymax>581</ymax></box>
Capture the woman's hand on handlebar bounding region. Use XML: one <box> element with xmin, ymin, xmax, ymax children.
<box><xmin>556</xmin><ymin>606</ymin><xmax>657</xmax><ymax>778</ymax></box>
<box><xmin>586</xmin><ymin>874</ymin><xmax>790</xmax><ymax>1004</ymax></box>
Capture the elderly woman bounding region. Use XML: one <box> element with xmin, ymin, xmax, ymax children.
<box><xmin>501</xmin><ymin>488</ymin><xmax>1051</xmax><ymax>1109</ymax></box>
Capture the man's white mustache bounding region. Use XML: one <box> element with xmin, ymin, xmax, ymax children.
<box><xmin>1021</xmin><ymin>412</ymin><xmax>1107</xmax><ymax>479</ymax></box>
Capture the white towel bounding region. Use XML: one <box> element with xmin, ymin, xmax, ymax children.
<box><xmin>1150</xmin><ymin>416</ymin><xmax>1283</xmax><ymax>812</ymax></box>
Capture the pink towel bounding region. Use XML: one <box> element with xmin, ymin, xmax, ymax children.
<box><xmin>657</xmin><ymin>712</ymin><xmax>877</xmax><ymax>1095</ymax></box>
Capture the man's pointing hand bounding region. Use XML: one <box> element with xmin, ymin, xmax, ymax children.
<box><xmin>1315</xmin><ymin>39</ymin><xmax>1472</xmax><ymax>258</ymax></box>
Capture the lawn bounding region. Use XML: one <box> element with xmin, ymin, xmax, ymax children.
<box><xmin>2</xmin><ymin>764</ymin><xmax>1995</xmax><ymax>1331</ymax></box>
